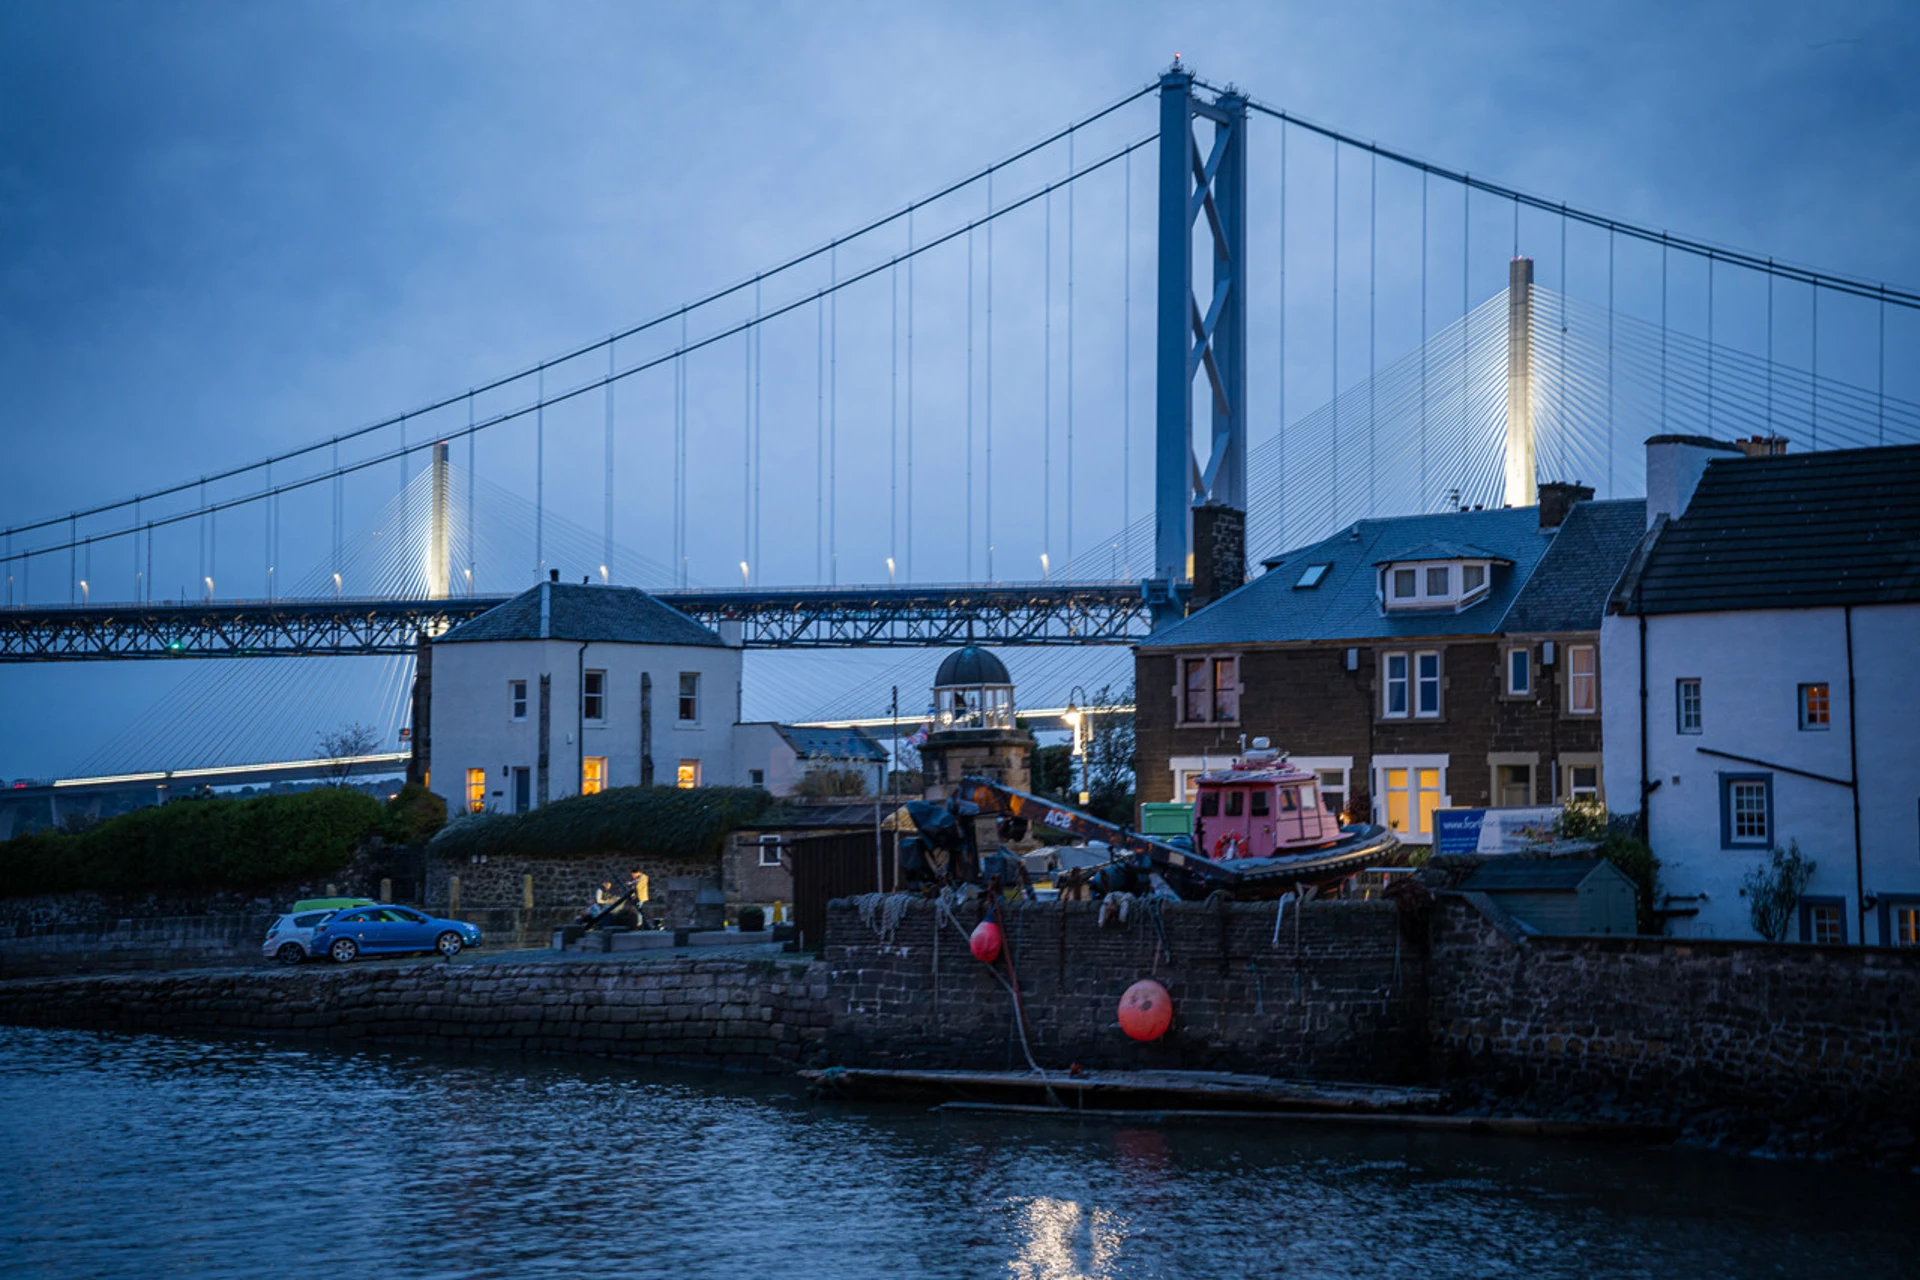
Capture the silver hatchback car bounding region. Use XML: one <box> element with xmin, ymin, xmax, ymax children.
<box><xmin>261</xmin><ymin>909</ymin><xmax>339</xmax><ymax>965</ymax></box>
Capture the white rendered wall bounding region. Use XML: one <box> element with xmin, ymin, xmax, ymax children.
<box><xmin>429</xmin><ymin>638</ymin><xmax>744</xmax><ymax>814</ymax></box>
<box><xmin>1609</xmin><ymin>604</ymin><xmax>1920</xmax><ymax>942</ymax></box>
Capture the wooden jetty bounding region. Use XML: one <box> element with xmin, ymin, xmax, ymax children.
<box><xmin>799</xmin><ymin>1066</ymin><xmax>1449</xmax><ymax>1113</ymax></box>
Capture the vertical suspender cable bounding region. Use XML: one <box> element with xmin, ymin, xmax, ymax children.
<box><xmin>132</xmin><ymin>499</ymin><xmax>139</xmax><ymax>602</ymax></box>
<box><xmin>744</xmin><ymin>317</ymin><xmax>753</xmax><ymax>582</ymax></box>
<box><xmin>748</xmin><ymin>280</ymin><xmax>756</xmax><ymax>587</ymax></box>
<box><xmin>1559</xmin><ymin>208</ymin><xmax>1567</xmax><ymax>459</ymax></box>
<box><xmin>816</xmin><ymin>290</ymin><xmax>825</xmax><ymax>583</ymax></box>
<box><xmin>1810</xmin><ymin>281</ymin><xmax>1820</xmax><ymax>450</ymax></box>
<box><xmin>1044</xmin><ymin>187</ymin><xmax>1053</xmax><ymax>571</ymax></box>
<box><xmin>679</xmin><ymin>311</ymin><xmax>689</xmax><ymax>586</ymax></box>
<box><xmin>1277</xmin><ymin>125</ymin><xmax>1286</xmax><ymax>545</ymax></box>
<box><xmin>1367</xmin><ymin>150</ymin><xmax>1376</xmax><ymax>517</ymax></box>
<box><xmin>906</xmin><ymin>210</ymin><xmax>915</xmax><ymax>582</ymax></box>
<box><xmin>1419</xmin><ymin>170</ymin><xmax>1427</xmax><ymax>510</ymax></box>
<box><xmin>466</xmin><ymin>393</ymin><xmax>475</xmax><ymax>594</ymax></box>
<box><xmin>890</xmin><ymin>256</ymin><xmax>899</xmax><ymax>577</ymax></box>
<box><xmin>1879</xmin><ymin>286</ymin><xmax>1887</xmax><ymax>445</ymax></box>
<box><xmin>537</xmin><ymin>365</ymin><xmax>546</xmax><ymax>578</ymax></box>
<box><xmin>607</xmin><ymin>341</ymin><xmax>617</xmax><ymax>582</ymax></box>
<box><xmin>1066</xmin><ymin>127</ymin><xmax>1076</xmax><ymax>571</ymax></box>
<box><xmin>830</xmin><ymin>244</ymin><xmax>838</xmax><ymax>585</ymax></box>
<box><xmin>966</xmin><ymin>224</ymin><xmax>975</xmax><ymax>582</ymax></box>
<box><xmin>1462</xmin><ymin>176</ymin><xmax>1470</xmax><ymax>491</ymax></box>
<box><xmin>263</xmin><ymin>462</ymin><xmax>271</xmax><ymax>599</ymax></box>
<box><xmin>69</xmin><ymin>514</ymin><xmax>76</xmax><ymax>604</ymax></box>
<box><xmin>985</xmin><ymin>168</ymin><xmax>995</xmax><ymax>582</ymax></box>
<box><xmin>1659</xmin><ymin>235</ymin><xmax>1668</xmax><ymax>431</ymax></box>
<box><xmin>1766</xmin><ymin>259</ymin><xmax>1775</xmax><ymax>434</ymax></box>
<box><xmin>1330</xmin><ymin>141</ymin><xmax>1340</xmax><ymax>526</ymax></box>
<box><xmin>1122</xmin><ymin>149</ymin><xmax>1131</xmax><ymax>576</ymax></box>
<box><xmin>332</xmin><ymin>442</ymin><xmax>341</xmax><ymax>594</ymax></box>
<box><xmin>1607</xmin><ymin>229</ymin><xmax>1615</xmax><ymax>496</ymax></box>
<box><xmin>1707</xmin><ymin>255</ymin><xmax>1715</xmax><ymax>433</ymax></box>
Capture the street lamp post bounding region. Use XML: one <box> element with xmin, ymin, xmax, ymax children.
<box><xmin>1065</xmin><ymin>683</ymin><xmax>1090</xmax><ymax>807</ymax></box>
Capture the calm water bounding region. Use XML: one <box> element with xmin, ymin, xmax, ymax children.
<box><xmin>0</xmin><ymin>1027</ymin><xmax>1914</xmax><ymax>1279</ymax></box>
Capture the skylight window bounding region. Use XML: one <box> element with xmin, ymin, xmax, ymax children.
<box><xmin>1295</xmin><ymin>562</ymin><xmax>1332</xmax><ymax>589</ymax></box>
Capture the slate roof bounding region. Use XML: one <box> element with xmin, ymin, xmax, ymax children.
<box><xmin>1143</xmin><ymin>500</ymin><xmax>1645</xmax><ymax>649</ymax></box>
<box><xmin>776</xmin><ymin>725</ymin><xmax>890</xmax><ymax>763</ymax></box>
<box><xmin>436</xmin><ymin>581</ymin><xmax>724</xmax><ymax>647</ymax></box>
<box><xmin>1620</xmin><ymin>443</ymin><xmax>1920</xmax><ymax>615</ymax></box>
<box><xmin>1500</xmin><ymin>500</ymin><xmax>1649</xmax><ymax>633</ymax></box>
<box><xmin>1461</xmin><ymin>857</ymin><xmax>1618</xmax><ymax>891</ymax></box>
<box><xmin>1376</xmin><ymin>540</ymin><xmax>1511</xmax><ymax>565</ymax></box>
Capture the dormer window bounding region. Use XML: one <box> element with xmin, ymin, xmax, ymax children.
<box><xmin>1381</xmin><ymin>559</ymin><xmax>1493</xmax><ymax>611</ymax></box>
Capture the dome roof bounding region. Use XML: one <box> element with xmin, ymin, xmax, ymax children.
<box><xmin>934</xmin><ymin>644</ymin><xmax>1010</xmax><ymax>687</ymax></box>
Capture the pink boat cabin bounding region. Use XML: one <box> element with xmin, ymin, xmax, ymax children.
<box><xmin>1191</xmin><ymin>747</ymin><xmax>1342</xmax><ymax>861</ymax></box>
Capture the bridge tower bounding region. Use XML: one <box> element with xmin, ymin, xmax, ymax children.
<box><xmin>1154</xmin><ymin>64</ymin><xmax>1248</xmax><ymax>624</ymax></box>
<box><xmin>1505</xmin><ymin>257</ymin><xmax>1537</xmax><ymax>509</ymax></box>
<box><xmin>427</xmin><ymin>441</ymin><xmax>451</xmax><ymax>600</ymax></box>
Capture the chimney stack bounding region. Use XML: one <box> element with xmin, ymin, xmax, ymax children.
<box><xmin>1537</xmin><ymin>481</ymin><xmax>1594</xmax><ymax>531</ymax></box>
<box><xmin>1734</xmin><ymin>434</ymin><xmax>1789</xmax><ymax>458</ymax></box>
<box><xmin>1644</xmin><ymin>434</ymin><xmax>1745</xmax><ymax>528</ymax></box>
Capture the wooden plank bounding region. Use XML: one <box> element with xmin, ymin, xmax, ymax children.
<box><xmin>800</xmin><ymin>1066</ymin><xmax>1448</xmax><ymax>1112</ymax></box>
<box><xmin>934</xmin><ymin>1101</ymin><xmax>1680</xmax><ymax>1143</ymax></box>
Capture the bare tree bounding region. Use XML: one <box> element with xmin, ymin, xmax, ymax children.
<box><xmin>317</xmin><ymin>722</ymin><xmax>382</xmax><ymax>788</ymax></box>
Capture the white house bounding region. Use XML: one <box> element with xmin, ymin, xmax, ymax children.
<box><xmin>1602</xmin><ymin>436</ymin><xmax>1920</xmax><ymax>945</ymax></box>
<box><xmin>731</xmin><ymin>723</ymin><xmax>890</xmax><ymax>796</ymax></box>
<box><xmin>425</xmin><ymin>575</ymin><xmax>744</xmax><ymax>815</ymax></box>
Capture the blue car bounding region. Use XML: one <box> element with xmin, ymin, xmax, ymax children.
<box><xmin>309</xmin><ymin>905</ymin><xmax>482</xmax><ymax>963</ymax></box>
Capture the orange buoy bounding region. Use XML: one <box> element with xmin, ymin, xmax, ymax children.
<box><xmin>1118</xmin><ymin>978</ymin><xmax>1173</xmax><ymax>1042</ymax></box>
<box><xmin>969</xmin><ymin>920</ymin><xmax>1003</xmax><ymax>963</ymax></box>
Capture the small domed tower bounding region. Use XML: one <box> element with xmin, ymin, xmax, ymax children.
<box><xmin>919</xmin><ymin>644</ymin><xmax>1033</xmax><ymax>801</ymax></box>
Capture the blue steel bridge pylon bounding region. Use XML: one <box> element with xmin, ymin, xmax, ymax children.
<box><xmin>1155</xmin><ymin>65</ymin><xmax>1247</xmax><ymax>625</ymax></box>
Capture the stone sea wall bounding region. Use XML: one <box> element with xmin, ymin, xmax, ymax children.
<box><xmin>819</xmin><ymin>898</ymin><xmax>1428</xmax><ymax>1079</ymax></box>
<box><xmin>0</xmin><ymin>914</ymin><xmax>283</xmax><ymax>978</ymax></box>
<box><xmin>0</xmin><ymin>958</ymin><xmax>828</xmax><ymax>1072</ymax></box>
<box><xmin>1428</xmin><ymin>894</ymin><xmax>1920</xmax><ymax>1113</ymax></box>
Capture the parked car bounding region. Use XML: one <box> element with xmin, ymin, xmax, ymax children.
<box><xmin>309</xmin><ymin>906</ymin><xmax>482</xmax><ymax>963</ymax></box>
<box><xmin>261</xmin><ymin>909</ymin><xmax>344</xmax><ymax>966</ymax></box>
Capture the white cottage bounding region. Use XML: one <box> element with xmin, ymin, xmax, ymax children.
<box><xmin>1602</xmin><ymin>437</ymin><xmax>1920</xmax><ymax>945</ymax></box>
<box><xmin>425</xmin><ymin>575</ymin><xmax>743</xmax><ymax>815</ymax></box>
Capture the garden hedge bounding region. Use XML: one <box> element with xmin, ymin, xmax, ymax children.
<box><xmin>429</xmin><ymin>785</ymin><xmax>771</xmax><ymax>862</ymax></box>
<box><xmin>0</xmin><ymin>788</ymin><xmax>387</xmax><ymax>897</ymax></box>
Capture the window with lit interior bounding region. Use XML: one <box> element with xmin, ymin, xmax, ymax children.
<box><xmin>582</xmin><ymin>756</ymin><xmax>607</xmax><ymax>796</ymax></box>
<box><xmin>465</xmin><ymin>768</ymin><xmax>486</xmax><ymax>814</ymax></box>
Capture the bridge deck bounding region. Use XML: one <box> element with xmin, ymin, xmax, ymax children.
<box><xmin>0</xmin><ymin>583</ymin><xmax>1155</xmax><ymax>660</ymax></box>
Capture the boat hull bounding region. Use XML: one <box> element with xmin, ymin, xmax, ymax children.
<box><xmin>1164</xmin><ymin>824</ymin><xmax>1403</xmax><ymax>900</ymax></box>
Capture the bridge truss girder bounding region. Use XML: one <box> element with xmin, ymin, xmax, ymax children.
<box><xmin>0</xmin><ymin>584</ymin><xmax>1150</xmax><ymax>660</ymax></box>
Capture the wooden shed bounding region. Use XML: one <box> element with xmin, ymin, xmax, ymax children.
<box><xmin>1460</xmin><ymin>857</ymin><xmax>1637</xmax><ymax>936</ymax></box>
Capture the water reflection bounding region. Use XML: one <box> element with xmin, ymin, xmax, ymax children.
<box><xmin>0</xmin><ymin>1026</ymin><xmax>1914</xmax><ymax>1280</ymax></box>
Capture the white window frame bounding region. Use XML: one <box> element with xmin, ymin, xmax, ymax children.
<box><xmin>1506</xmin><ymin>646</ymin><xmax>1532</xmax><ymax>696</ymax></box>
<box><xmin>1371</xmin><ymin>754</ymin><xmax>1450</xmax><ymax>842</ymax></box>
<box><xmin>581</xmin><ymin>755</ymin><xmax>608</xmax><ymax>795</ymax></box>
<box><xmin>1415</xmin><ymin>651</ymin><xmax>1442</xmax><ymax>718</ymax></box>
<box><xmin>677</xmin><ymin>672</ymin><xmax>701</xmax><ymax>725</ymax></box>
<box><xmin>582</xmin><ymin>669</ymin><xmax>607</xmax><ymax>724</ymax></box>
<box><xmin>1383</xmin><ymin>560</ymin><xmax>1492</xmax><ymax>610</ymax></box>
<box><xmin>1558</xmin><ymin>752</ymin><xmax>1604</xmax><ymax>805</ymax></box>
<box><xmin>1169</xmin><ymin>755</ymin><xmax>1236</xmax><ymax>803</ymax></box>
<box><xmin>509</xmin><ymin>679</ymin><xmax>528</xmax><ymax>722</ymax></box>
<box><xmin>757</xmin><ymin>834</ymin><xmax>783</xmax><ymax>868</ymax></box>
<box><xmin>1382</xmin><ymin>652</ymin><xmax>1410</xmax><ymax>719</ymax></box>
<box><xmin>1567</xmin><ymin>644</ymin><xmax>1597</xmax><ymax>715</ymax></box>
<box><xmin>676</xmin><ymin>758</ymin><xmax>701</xmax><ymax>789</ymax></box>
<box><xmin>1676</xmin><ymin>677</ymin><xmax>1702</xmax><ymax>734</ymax></box>
<box><xmin>1798</xmin><ymin>682</ymin><xmax>1831</xmax><ymax>731</ymax></box>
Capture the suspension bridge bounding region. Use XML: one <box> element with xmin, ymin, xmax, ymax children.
<box><xmin>4</xmin><ymin>64</ymin><xmax>1918</xmax><ymax>791</ymax></box>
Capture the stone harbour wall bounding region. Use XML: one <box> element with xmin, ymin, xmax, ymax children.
<box><xmin>820</xmin><ymin>897</ymin><xmax>1428</xmax><ymax>1079</ymax></box>
<box><xmin>0</xmin><ymin>958</ymin><xmax>829</xmax><ymax>1072</ymax></box>
<box><xmin>1429</xmin><ymin>894</ymin><xmax>1920</xmax><ymax>1112</ymax></box>
<box><xmin>0</xmin><ymin>914</ymin><xmax>283</xmax><ymax>979</ymax></box>
<box><xmin>425</xmin><ymin>852</ymin><xmax>720</xmax><ymax>916</ymax></box>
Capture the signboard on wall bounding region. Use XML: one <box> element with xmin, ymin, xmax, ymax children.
<box><xmin>1434</xmin><ymin>806</ymin><xmax>1560</xmax><ymax>856</ymax></box>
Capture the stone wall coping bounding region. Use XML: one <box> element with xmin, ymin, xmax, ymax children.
<box><xmin>1438</xmin><ymin>892</ymin><xmax>1920</xmax><ymax>967</ymax></box>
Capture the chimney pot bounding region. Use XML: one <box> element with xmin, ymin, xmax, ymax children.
<box><xmin>549</xmin><ymin>569</ymin><xmax>560</xmax><ymax>583</ymax></box>
<box><xmin>1537</xmin><ymin>481</ymin><xmax>1595</xmax><ymax>531</ymax></box>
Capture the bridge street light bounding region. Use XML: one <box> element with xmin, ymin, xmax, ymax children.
<box><xmin>1065</xmin><ymin>683</ymin><xmax>1089</xmax><ymax>806</ymax></box>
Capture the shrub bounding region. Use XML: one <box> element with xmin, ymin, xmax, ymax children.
<box><xmin>383</xmin><ymin>782</ymin><xmax>448</xmax><ymax>845</ymax></box>
<box><xmin>0</xmin><ymin>788</ymin><xmax>385</xmax><ymax>898</ymax></box>
<box><xmin>428</xmin><ymin>785</ymin><xmax>771</xmax><ymax>862</ymax></box>
<box><xmin>1740</xmin><ymin>840</ymin><xmax>1815</xmax><ymax>942</ymax></box>
<box><xmin>738</xmin><ymin>905</ymin><xmax>766</xmax><ymax>932</ymax></box>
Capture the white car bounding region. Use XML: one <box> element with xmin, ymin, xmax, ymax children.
<box><xmin>261</xmin><ymin>909</ymin><xmax>341</xmax><ymax>966</ymax></box>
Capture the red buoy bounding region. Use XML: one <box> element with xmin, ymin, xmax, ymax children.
<box><xmin>969</xmin><ymin>920</ymin><xmax>1003</xmax><ymax>963</ymax></box>
<box><xmin>1118</xmin><ymin>979</ymin><xmax>1173</xmax><ymax>1042</ymax></box>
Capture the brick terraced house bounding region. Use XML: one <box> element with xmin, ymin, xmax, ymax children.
<box><xmin>1134</xmin><ymin>485</ymin><xmax>1645</xmax><ymax>847</ymax></box>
